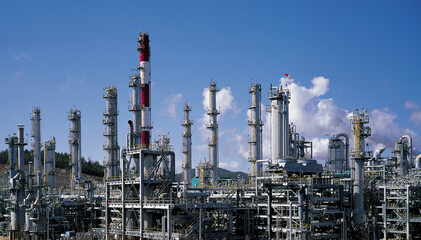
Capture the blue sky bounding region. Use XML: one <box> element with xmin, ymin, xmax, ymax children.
<box><xmin>1</xmin><ymin>1</ymin><xmax>421</xmax><ymax>172</ymax></box>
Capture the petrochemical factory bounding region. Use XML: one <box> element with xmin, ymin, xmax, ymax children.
<box><xmin>2</xmin><ymin>31</ymin><xmax>421</xmax><ymax>240</ymax></box>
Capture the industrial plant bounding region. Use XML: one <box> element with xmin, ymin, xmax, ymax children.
<box><xmin>2</xmin><ymin>31</ymin><xmax>421</xmax><ymax>240</ymax></box>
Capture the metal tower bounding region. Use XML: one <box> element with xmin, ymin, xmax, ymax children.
<box><xmin>350</xmin><ymin>108</ymin><xmax>372</xmax><ymax>230</ymax></box>
<box><xmin>207</xmin><ymin>80</ymin><xmax>220</xmax><ymax>185</ymax></box>
<box><xmin>30</xmin><ymin>107</ymin><xmax>41</xmax><ymax>185</ymax></box>
<box><xmin>68</xmin><ymin>108</ymin><xmax>82</xmax><ymax>189</ymax></box>
<box><xmin>248</xmin><ymin>83</ymin><xmax>263</xmax><ymax>177</ymax></box>
<box><xmin>103</xmin><ymin>86</ymin><xmax>120</xmax><ymax>178</ymax></box>
<box><xmin>137</xmin><ymin>31</ymin><xmax>152</xmax><ymax>148</ymax></box>
<box><xmin>44</xmin><ymin>137</ymin><xmax>56</xmax><ymax>191</ymax></box>
<box><xmin>268</xmin><ymin>85</ymin><xmax>290</xmax><ymax>160</ymax></box>
<box><xmin>182</xmin><ymin>102</ymin><xmax>193</xmax><ymax>185</ymax></box>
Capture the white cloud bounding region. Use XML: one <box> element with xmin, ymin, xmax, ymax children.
<box><xmin>198</xmin><ymin>85</ymin><xmax>241</xmax><ymax>140</ymax></box>
<box><xmin>220</xmin><ymin>161</ymin><xmax>240</xmax><ymax>169</ymax></box>
<box><xmin>279</xmin><ymin>76</ymin><xmax>349</xmax><ymax>137</ymax></box>
<box><xmin>310</xmin><ymin>137</ymin><xmax>330</xmax><ymax>161</ymax></box>
<box><xmin>405</xmin><ymin>101</ymin><xmax>421</xmax><ymax>127</ymax></box>
<box><xmin>60</xmin><ymin>75</ymin><xmax>87</xmax><ymax>92</ymax></box>
<box><xmin>220</xmin><ymin>128</ymin><xmax>249</xmax><ymax>159</ymax></box>
<box><xmin>201</xmin><ymin>86</ymin><xmax>240</xmax><ymax>115</ymax></box>
<box><xmin>163</xmin><ymin>93</ymin><xmax>183</xmax><ymax>119</ymax></box>
<box><xmin>8</xmin><ymin>47</ymin><xmax>34</xmax><ymax>61</ymax></box>
<box><xmin>369</xmin><ymin>108</ymin><xmax>421</xmax><ymax>152</ymax></box>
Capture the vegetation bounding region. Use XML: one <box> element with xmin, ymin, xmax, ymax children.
<box><xmin>0</xmin><ymin>149</ymin><xmax>104</xmax><ymax>177</ymax></box>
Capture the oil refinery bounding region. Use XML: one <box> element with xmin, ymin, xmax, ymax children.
<box><xmin>2</xmin><ymin>31</ymin><xmax>421</xmax><ymax>240</ymax></box>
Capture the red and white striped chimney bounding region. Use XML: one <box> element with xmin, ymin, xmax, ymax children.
<box><xmin>137</xmin><ymin>31</ymin><xmax>152</xmax><ymax>147</ymax></box>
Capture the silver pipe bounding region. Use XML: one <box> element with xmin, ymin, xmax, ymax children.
<box><xmin>182</xmin><ymin>102</ymin><xmax>193</xmax><ymax>185</ymax></box>
<box><xmin>31</xmin><ymin>107</ymin><xmax>41</xmax><ymax>184</ymax></box>
<box><xmin>207</xmin><ymin>80</ymin><xmax>219</xmax><ymax>185</ymax></box>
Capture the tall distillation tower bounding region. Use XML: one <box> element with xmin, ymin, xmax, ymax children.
<box><xmin>248</xmin><ymin>83</ymin><xmax>263</xmax><ymax>177</ymax></box>
<box><xmin>268</xmin><ymin>85</ymin><xmax>290</xmax><ymax>161</ymax></box>
<box><xmin>182</xmin><ymin>102</ymin><xmax>193</xmax><ymax>185</ymax></box>
<box><xmin>44</xmin><ymin>138</ymin><xmax>56</xmax><ymax>191</ymax></box>
<box><xmin>31</xmin><ymin>107</ymin><xmax>41</xmax><ymax>185</ymax></box>
<box><xmin>207</xmin><ymin>81</ymin><xmax>220</xmax><ymax>185</ymax></box>
<box><xmin>68</xmin><ymin>108</ymin><xmax>82</xmax><ymax>189</ymax></box>
<box><xmin>103</xmin><ymin>86</ymin><xmax>120</xmax><ymax>178</ymax></box>
<box><xmin>350</xmin><ymin>108</ymin><xmax>372</xmax><ymax>229</ymax></box>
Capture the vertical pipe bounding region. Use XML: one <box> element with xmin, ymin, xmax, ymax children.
<box><xmin>68</xmin><ymin>108</ymin><xmax>81</xmax><ymax>189</ymax></box>
<box><xmin>30</xmin><ymin>107</ymin><xmax>41</xmax><ymax>184</ymax></box>
<box><xmin>350</xmin><ymin>109</ymin><xmax>371</xmax><ymax>228</ymax></box>
<box><xmin>129</xmin><ymin>75</ymin><xmax>141</xmax><ymax>147</ymax></box>
<box><xmin>44</xmin><ymin>138</ymin><xmax>56</xmax><ymax>190</ymax></box>
<box><xmin>207</xmin><ymin>80</ymin><xmax>219</xmax><ymax>185</ymax></box>
<box><xmin>248</xmin><ymin>83</ymin><xmax>263</xmax><ymax>176</ymax></box>
<box><xmin>268</xmin><ymin>86</ymin><xmax>290</xmax><ymax>160</ymax></box>
<box><xmin>103</xmin><ymin>86</ymin><xmax>120</xmax><ymax>178</ymax></box>
<box><xmin>182</xmin><ymin>103</ymin><xmax>193</xmax><ymax>184</ymax></box>
<box><xmin>137</xmin><ymin>31</ymin><xmax>152</xmax><ymax>148</ymax></box>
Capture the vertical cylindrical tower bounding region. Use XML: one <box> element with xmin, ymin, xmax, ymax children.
<box><xmin>268</xmin><ymin>85</ymin><xmax>290</xmax><ymax>161</ymax></box>
<box><xmin>207</xmin><ymin>81</ymin><xmax>220</xmax><ymax>185</ymax></box>
<box><xmin>17</xmin><ymin>125</ymin><xmax>26</xmax><ymax>175</ymax></box>
<box><xmin>129</xmin><ymin>74</ymin><xmax>142</xmax><ymax>147</ymax></box>
<box><xmin>182</xmin><ymin>103</ymin><xmax>194</xmax><ymax>184</ymax></box>
<box><xmin>68</xmin><ymin>108</ymin><xmax>81</xmax><ymax>188</ymax></box>
<box><xmin>44</xmin><ymin>138</ymin><xmax>56</xmax><ymax>190</ymax></box>
<box><xmin>328</xmin><ymin>133</ymin><xmax>349</xmax><ymax>172</ymax></box>
<box><xmin>350</xmin><ymin>108</ymin><xmax>371</xmax><ymax>228</ymax></box>
<box><xmin>30</xmin><ymin>107</ymin><xmax>41</xmax><ymax>184</ymax></box>
<box><xmin>103</xmin><ymin>86</ymin><xmax>120</xmax><ymax>178</ymax></box>
<box><xmin>248</xmin><ymin>83</ymin><xmax>263</xmax><ymax>176</ymax></box>
<box><xmin>137</xmin><ymin>31</ymin><xmax>152</xmax><ymax>148</ymax></box>
<box><xmin>5</xmin><ymin>136</ymin><xmax>18</xmax><ymax>178</ymax></box>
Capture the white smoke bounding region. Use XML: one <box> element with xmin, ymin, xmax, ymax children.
<box><xmin>405</xmin><ymin>101</ymin><xmax>421</xmax><ymax>127</ymax></box>
<box><xmin>163</xmin><ymin>93</ymin><xmax>183</xmax><ymax>119</ymax></box>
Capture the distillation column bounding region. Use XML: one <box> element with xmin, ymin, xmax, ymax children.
<box><xmin>30</xmin><ymin>107</ymin><xmax>41</xmax><ymax>185</ymax></box>
<box><xmin>44</xmin><ymin>138</ymin><xmax>56</xmax><ymax>190</ymax></box>
<box><xmin>248</xmin><ymin>83</ymin><xmax>263</xmax><ymax>177</ymax></box>
<box><xmin>103</xmin><ymin>86</ymin><xmax>120</xmax><ymax>178</ymax></box>
<box><xmin>68</xmin><ymin>108</ymin><xmax>82</xmax><ymax>189</ymax></box>
<box><xmin>9</xmin><ymin>125</ymin><xmax>27</xmax><ymax>234</ymax></box>
<box><xmin>182</xmin><ymin>102</ymin><xmax>193</xmax><ymax>184</ymax></box>
<box><xmin>268</xmin><ymin>85</ymin><xmax>290</xmax><ymax>161</ymax></box>
<box><xmin>137</xmin><ymin>31</ymin><xmax>152</xmax><ymax>148</ymax></box>
<box><xmin>207</xmin><ymin>81</ymin><xmax>220</xmax><ymax>185</ymax></box>
<box><xmin>350</xmin><ymin>108</ymin><xmax>372</xmax><ymax>229</ymax></box>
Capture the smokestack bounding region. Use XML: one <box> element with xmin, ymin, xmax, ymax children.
<box><xmin>207</xmin><ymin>80</ymin><xmax>219</xmax><ymax>185</ymax></box>
<box><xmin>31</xmin><ymin>107</ymin><xmax>41</xmax><ymax>185</ymax></box>
<box><xmin>182</xmin><ymin>102</ymin><xmax>193</xmax><ymax>184</ymax></box>
<box><xmin>137</xmin><ymin>31</ymin><xmax>152</xmax><ymax>148</ymax></box>
<box><xmin>103</xmin><ymin>86</ymin><xmax>120</xmax><ymax>178</ymax></box>
<box><xmin>248</xmin><ymin>83</ymin><xmax>263</xmax><ymax>177</ymax></box>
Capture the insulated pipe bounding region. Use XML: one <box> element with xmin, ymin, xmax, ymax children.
<box><xmin>415</xmin><ymin>154</ymin><xmax>421</xmax><ymax>169</ymax></box>
<box><xmin>31</xmin><ymin>107</ymin><xmax>41</xmax><ymax>184</ymax></box>
<box><xmin>182</xmin><ymin>103</ymin><xmax>193</xmax><ymax>185</ymax></box>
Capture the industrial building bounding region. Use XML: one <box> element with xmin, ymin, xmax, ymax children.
<box><xmin>2</xmin><ymin>31</ymin><xmax>421</xmax><ymax>239</ymax></box>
